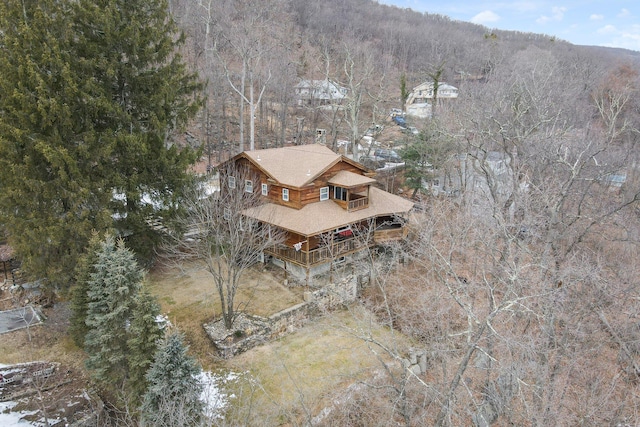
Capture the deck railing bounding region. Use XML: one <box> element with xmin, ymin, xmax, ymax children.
<box><xmin>266</xmin><ymin>237</ymin><xmax>369</xmax><ymax>267</ymax></box>
<box><xmin>373</xmin><ymin>226</ymin><xmax>408</xmax><ymax>243</ymax></box>
<box><xmin>266</xmin><ymin>224</ymin><xmax>409</xmax><ymax>266</ymax></box>
<box><xmin>348</xmin><ymin>196</ymin><xmax>368</xmax><ymax>211</ymax></box>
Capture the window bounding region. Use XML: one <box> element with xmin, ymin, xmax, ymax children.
<box><xmin>228</xmin><ymin>176</ymin><xmax>236</xmax><ymax>189</ymax></box>
<box><xmin>282</xmin><ymin>188</ymin><xmax>289</xmax><ymax>201</ymax></box>
<box><xmin>320</xmin><ymin>186</ymin><xmax>329</xmax><ymax>201</ymax></box>
<box><xmin>245</xmin><ymin>179</ymin><xmax>253</xmax><ymax>193</ymax></box>
<box><xmin>223</xmin><ymin>207</ymin><xmax>231</xmax><ymax>221</ymax></box>
<box><xmin>334</xmin><ymin>186</ymin><xmax>347</xmax><ymax>201</ymax></box>
<box><xmin>261</xmin><ymin>183</ymin><xmax>268</xmax><ymax>196</ymax></box>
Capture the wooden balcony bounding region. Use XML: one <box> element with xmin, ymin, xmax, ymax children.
<box><xmin>266</xmin><ymin>236</ymin><xmax>370</xmax><ymax>267</ymax></box>
<box><xmin>373</xmin><ymin>225</ymin><xmax>408</xmax><ymax>244</ymax></box>
<box><xmin>333</xmin><ymin>195</ymin><xmax>369</xmax><ymax>212</ymax></box>
<box><xmin>348</xmin><ymin>195</ymin><xmax>368</xmax><ymax>211</ymax></box>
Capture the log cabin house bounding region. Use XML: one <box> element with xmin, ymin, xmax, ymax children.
<box><xmin>223</xmin><ymin>144</ymin><xmax>413</xmax><ymax>283</ymax></box>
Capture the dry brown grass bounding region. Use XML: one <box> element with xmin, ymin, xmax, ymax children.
<box><xmin>221</xmin><ymin>307</ymin><xmax>411</xmax><ymax>425</ymax></box>
<box><xmin>0</xmin><ymin>302</ymin><xmax>86</xmax><ymax>372</ymax></box>
<box><xmin>147</xmin><ymin>261</ymin><xmax>305</xmax><ymax>368</ymax></box>
<box><xmin>147</xmin><ymin>262</ymin><xmax>413</xmax><ymax>425</ymax></box>
<box><xmin>1</xmin><ymin>261</ymin><xmax>413</xmax><ymax>425</ymax></box>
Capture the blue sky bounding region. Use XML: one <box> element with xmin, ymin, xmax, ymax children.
<box><xmin>378</xmin><ymin>1</ymin><xmax>640</xmax><ymax>52</ymax></box>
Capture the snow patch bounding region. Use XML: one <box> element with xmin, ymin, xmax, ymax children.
<box><xmin>0</xmin><ymin>401</ymin><xmax>38</xmax><ymax>426</ymax></box>
<box><xmin>198</xmin><ymin>370</ymin><xmax>241</xmax><ymax>420</ymax></box>
<box><xmin>155</xmin><ymin>313</ymin><xmax>171</xmax><ymax>329</ymax></box>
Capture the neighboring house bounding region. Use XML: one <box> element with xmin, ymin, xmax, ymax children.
<box><xmin>405</xmin><ymin>81</ymin><xmax>458</xmax><ymax>118</ymax></box>
<box><xmin>294</xmin><ymin>79</ymin><xmax>347</xmax><ymax>107</ymax></box>
<box><xmin>223</xmin><ymin>144</ymin><xmax>413</xmax><ymax>282</ymax></box>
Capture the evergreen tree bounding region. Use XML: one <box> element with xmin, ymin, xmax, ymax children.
<box><xmin>401</xmin><ymin>120</ymin><xmax>457</xmax><ymax>198</ymax></box>
<box><xmin>69</xmin><ymin>232</ymin><xmax>105</xmax><ymax>347</ymax></box>
<box><xmin>127</xmin><ymin>288</ymin><xmax>164</xmax><ymax>405</ymax></box>
<box><xmin>71</xmin><ymin>0</ymin><xmax>203</xmax><ymax>261</ymax></box>
<box><xmin>400</xmin><ymin>73</ymin><xmax>409</xmax><ymax>110</ymax></box>
<box><xmin>0</xmin><ymin>0</ymin><xmax>113</xmax><ymax>289</ymax></box>
<box><xmin>140</xmin><ymin>332</ymin><xmax>204</xmax><ymax>427</ymax></box>
<box><xmin>0</xmin><ymin>0</ymin><xmax>202</xmax><ymax>290</ymax></box>
<box><xmin>84</xmin><ymin>236</ymin><xmax>143</xmax><ymax>390</ymax></box>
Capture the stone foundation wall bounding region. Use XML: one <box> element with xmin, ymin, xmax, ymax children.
<box><xmin>309</xmin><ymin>277</ymin><xmax>358</xmax><ymax>311</ymax></box>
<box><xmin>206</xmin><ymin>276</ymin><xmax>359</xmax><ymax>358</ymax></box>
<box><xmin>268</xmin><ymin>301</ymin><xmax>317</xmax><ymax>338</ymax></box>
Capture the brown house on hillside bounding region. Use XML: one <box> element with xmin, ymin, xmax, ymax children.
<box><xmin>224</xmin><ymin>144</ymin><xmax>414</xmax><ymax>282</ymax></box>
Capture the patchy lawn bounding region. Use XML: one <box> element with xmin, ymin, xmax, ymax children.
<box><xmin>147</xmin><ymin>261</ymin><xmax>305</xmax><ymax>367</ymax></box>
<box><xmin>0</xmin><ymin>260</ymin><xmax>413</xmax><ymax>426</ymax></box>
<box><xmin>221</xmin><ymin>306</ymin><xmax>412</xmax><ymax>425</ymax></box>
<box><xmin>148</xmin><ymin>262</ymin><xmax>414</xmax><ymax>425</ymax></box>
<box><xmin>0</xmin><ymin>301</ymin><xmax>84</xmax><ymax>370</ymax></box>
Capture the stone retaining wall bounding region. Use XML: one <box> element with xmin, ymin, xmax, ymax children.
<box><xmin>205</xmin><ymin>276</ymin><xmax>358</xmax><ymax>358</ymax></box>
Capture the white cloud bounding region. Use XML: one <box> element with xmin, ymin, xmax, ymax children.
<box><xmin>594</xmin><ymin>25</ymin><xmax>640</xmax><ymax>51</ymax></box>
<box><xmin>471</xmin><ymin>10</ymin><xmax>500</xmax><ymax>25</ymax></box>
<box><xmin>617</xmin><ymin>8</ymin><xmax>631</xmax><ymax>18</ymax></box>
<box><xmin>509</xmin><ymin>1</ymin><xmax>539</xmax><ymax>13</ymax></box>
<box><xmin>536</xmin><ymin>6</ymin><xmax>567</xmax><ymax>24</ymax></box>
<box><xmin>552</xmin><ymin>6</ymin><xmax>567</xmax><ymax>20</ymax></box>
<box><xmin>590</xmin><ymin>14</ymin><xmax>604</xmax><ymax>21</ymax></box>
<box><xmin>615</xmin><ymin>24</ymin><xmax>640</xmax><ymax>51</ymax></box>
<box><xmin>597</xmin><ymin>25</ymin><xmax>618</xmax><ymax>35</ymax></box>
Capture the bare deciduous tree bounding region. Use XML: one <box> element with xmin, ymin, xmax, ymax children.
<box><xmin>162</xmin><ymin>162</ymin><xmax>285</xmax><ymax>330</ymax></box>
<box><xmin>214</xmin><ymin>0</ymin><xmax>282</xmax><ymax>152</ymax></box>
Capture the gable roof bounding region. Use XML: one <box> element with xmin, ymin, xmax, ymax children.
<box><xmin>328</xmin><ymin>170</ymin><xmax>376</xmax><ymax>187</ymax></box>
<box><xmin>238</xmin><ymin>144</ymin><xmax>366</xmax><ymax>188</ymax></box>
<box><xmin>243</xmin><ymin>187</ymin><xmax>414</xmax><ymax>236</ymax></box>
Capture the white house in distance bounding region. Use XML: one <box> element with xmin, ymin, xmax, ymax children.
<box><xmin>405</xmin><ymin>81</ymin><xmax>458</xmax><ymax>118</ymax></box>
<box><xmin>294</xmin><ymin>79</ymin><xmax>348</xmax><ymax>107</ymax></box>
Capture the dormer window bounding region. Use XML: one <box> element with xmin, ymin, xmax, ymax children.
<box><xmin>282</xmin><ymin>188</ymin><xmax>289</xmax><ymax>201</ymax></box>
<box><xmin>320</xmin><ymin>186</ymin><xmax>329</xmax><ymax>201</ymax></box>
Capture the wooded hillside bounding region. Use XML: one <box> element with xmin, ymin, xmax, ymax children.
<box><xmin>169</xmin><ymin>0</ymin><xmax>640</xmax><ymax>155</ymax></box>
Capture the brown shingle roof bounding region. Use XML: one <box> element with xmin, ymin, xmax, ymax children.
<box><xmin>242</xmin><ymin>145</ymin><xmax>342</xmax><ymax>188</ymax></box>
<box><xmin>328</xmin><ymin>170</ymin><xmax>376</xmax><ymax>187</ymax></box>
<box><xmin>243</xmin><ymin>187</ymin><xmax>414</xmax><ymax>236</ymax></box>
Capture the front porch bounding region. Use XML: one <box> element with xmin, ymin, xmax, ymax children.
<box><xmin>265</xmin><ymin>220</ymin><xmax>409</xmax><ymax>269</ymax></box>
<box><xmin>266</xmin><ymin>235</ymin><xmax>369</xmax><ymax>268</ymax></box>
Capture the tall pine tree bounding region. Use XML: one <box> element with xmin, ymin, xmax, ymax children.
<box><xmin>140</xmin><ymin>331</ymin><xmax>204</xmax><ymax>427</ymax></box>
<box><xmin>84</xmin><ymin>235</ymin><xmax>142</xmax><ymax>390</ymax></box>
<box><xmin>0</xmin><ymin>0</ymin><xmax>202</xmax><ymax>290</ymax></box>
<box><xmin>0</xmin><ymin>0</ymin><xmax>113</xmax><ymax>289</ymax></box>
<box><xmin>71</xmin><ymin>0</ymin><xmax>202</xmax><ymax>261</ymax></box>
